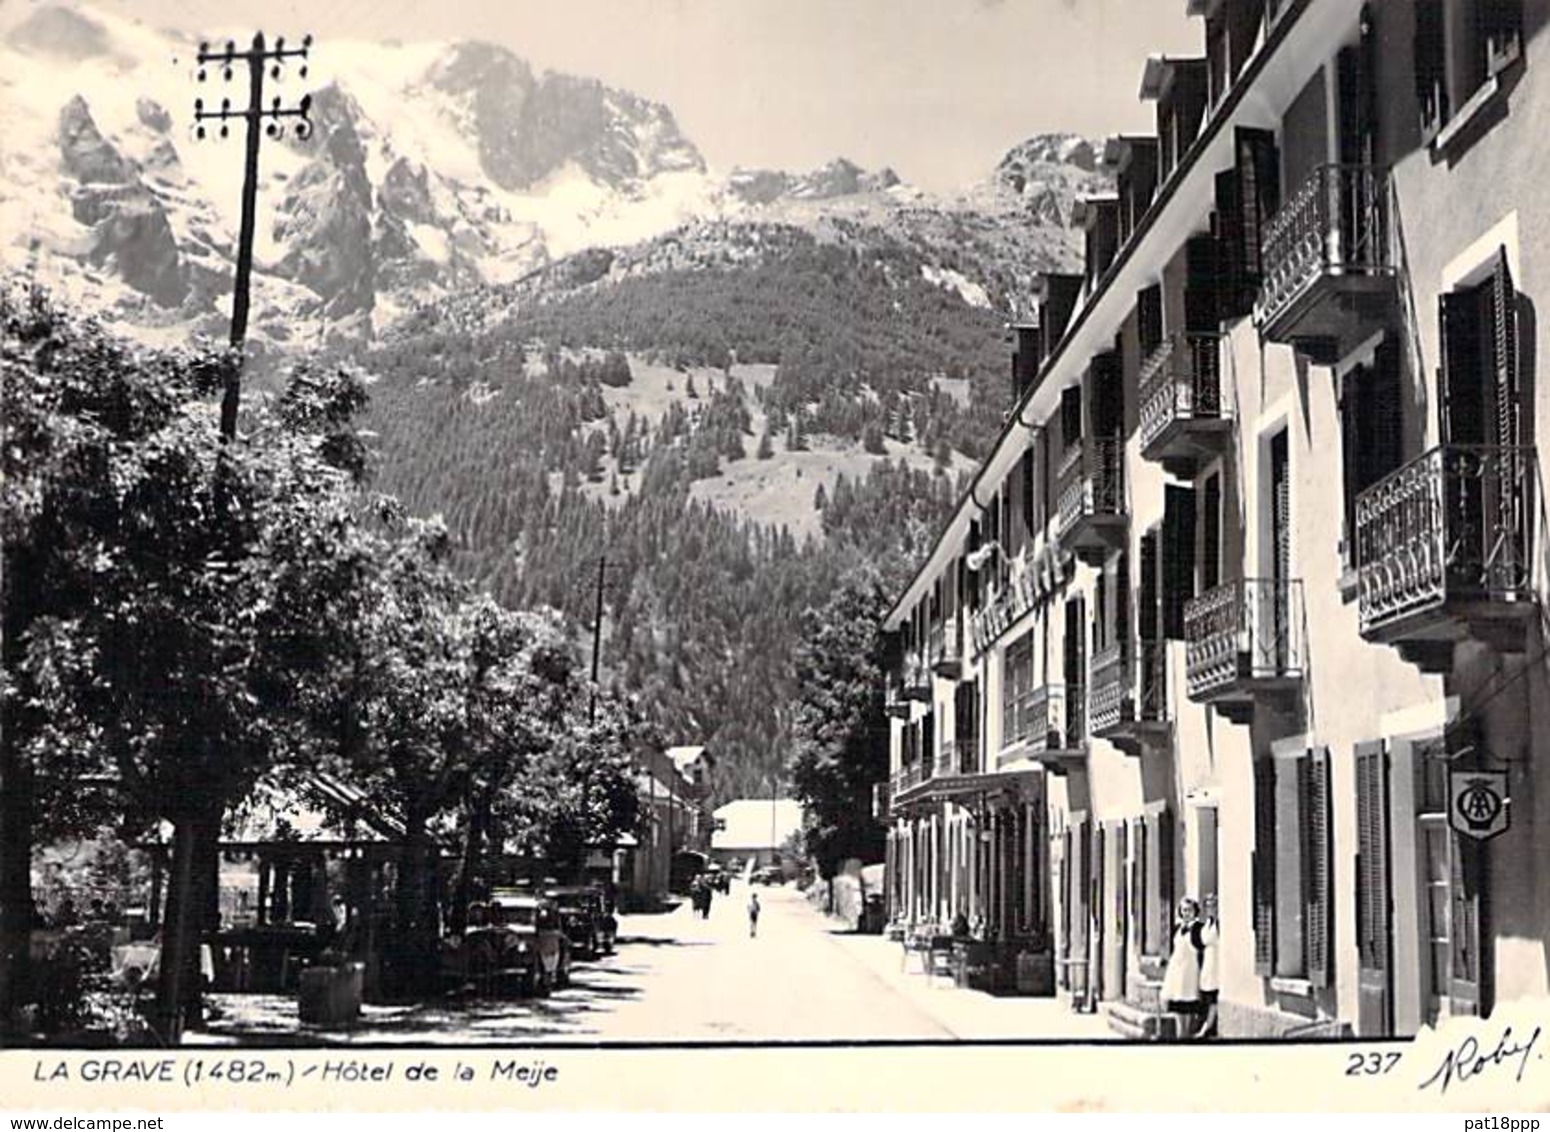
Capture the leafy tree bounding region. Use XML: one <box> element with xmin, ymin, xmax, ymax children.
<box><xmin>787</xmin><ymin>562</ymin><xmax>890</xmax><ymax>885</ymax></box>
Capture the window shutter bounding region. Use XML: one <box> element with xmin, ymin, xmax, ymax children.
<box><xmin>1145</xmin><ymin>811</ymin><xmax>1163</xmax><ymax>955</ymax></box>
<box><xmin>1200</xmin><ymin>474</ymin><xmax>1222</xmax><ymax>593</ymax></box>
<box><xmin>1138</xmin><ymin>285</ymin><xmax>1165</xmax><ymax>356</ymax></box>
<box><xmin>1131</xmin><ymin>817</ymin><xmax>1146</xmax><ymax>954</ymax></box>
<box><xmin>1235</xmin><ymin>127</ymin><xmax>1280</xmax><ymax>286</ymax></box>
<box><xmin>1021</xmin><ymin>449</ymin><xmax>1037</xmax><ymax>537</ymax></box>
<box><xmin>1354</xmin><ymin>741</ymin><xmax>1390</xmax><ymax>972</ymax></box>
<box><xmin>1115</xmin><ymin>549</ymin><xmax>1131</xmax><ymax>652</ymax></box>
<box><xmin>1302</xmin><ymin>748</ymin><xmax>1332</xmax><ymax>989</ymax></box>
<box><xmin>1092</xmin><ymin>351</ymin><xmax>1125</xmax><ymax>437</ymax></box>
<box><xmin>1449</xmin><ymin>833</ymin><xmax>1486</xmax><ymax>1016</ymax></box>
<box><xmin>1061</xmin><ymin>385</ymin><xmax>1084</xmax><ymax>449</ymax></box>
<box><xmin>1440</xmin><ymin>290</ymin><xmax>1486</xmax><ymax>445</ymax></box>
<box><xmin>1413</xmin><ymin>0</ymin><xmax>1448</xmax><ymax>137</ymax></box>
<box><xmin>1157</xmin><ymin>806</ymin><xmax>1175</xmax><ymax>950</ymax></box>
<box><xmin>1253</xmin><ymin>759</ymin><xmax>1276</xmax><ymax>976</ymax></box>
<box><xmin>1139</xmin><ymin>529</ymin><xmax>1161</xmax><ymax>643</ymax></box>
<box><xmin>1184</xmin><ymin>235</ymin><xmax>1219</xmax><ymax>333</ymax></box>
<box><xmin>1162</xmin><ymin>485</ymin><xmax>1197</xmax><ymax>639</ymax></box>
<box><xmin>1367</xmin><ymin>339</ymin><xmax>1405</xmax><ymax>486</ymax></box>
<box><xmin>1213</xmin><ymin>169</ymin><xmax>1252</xmax><ymax>319</ymax></box>
<box><xmin>1491</xmin><ymin>246</ymin><xmax>1520</xmax><ymax>451</ymax></box>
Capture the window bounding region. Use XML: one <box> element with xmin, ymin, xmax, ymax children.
<box><xmin>1340</xmin><ymin>339</ymin><xmax>1404</xmax><ymax>570</ymax></box>
<box><xmin>1131</xmin><ymin>805</ymin><xmax>1174</xmax><ymax>959</ymax></box>
<box><xmin>1253</xmin><ymin>747</ymin><xmax>1332</xmax><ymax>986</ymax></box>
<box><xmin>1416</xmin><ymin>0</ymin><xmax>1523</xmax><ymax>145</ymax></box>
<box><xmin>1138</xmin><ymin>284</ymin><xmax>1165</xmax><ymax>358</ymax></box>
<box><xmin>1002</xmin><ymin>636</ymin><xmax>1035</xmax><ymax>748</ymax></box>
<box><xmin>1440</xmin><ymin>246</ymin><xmax>1523</xmax><ymax>450</ymax></box>
<box><xmin>1161</xmin><ymin>485</ymin><xmax>1197</xmax><ymax>638</ymax></box>
<box><xmin>1199</xmin><ymin>471</ymin><xmax>1223</xmax><ymax>593</ymax></box>
<box><xmin>954</xmin><ymin>679</ymin><xmax>979</xmax><ymax>772</ymax></box>
<box><xmin>1212</xmin><ymin>127</ymin><xmax>1280</xmax><ymax>319</ymax></box>
<box><xmin>1415</xmin><ymin>741</ymin><xmax>1487</xmax><ymax>1019</ymax></box>
<box><xmin>1060</xmin><ymin>384</ymin><xmax>1084</xmax><ymax>453</ymax></box>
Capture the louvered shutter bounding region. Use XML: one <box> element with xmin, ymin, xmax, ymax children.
<box><xmin>1185</xmin><ymin>235</ymin><xmax>1219</xmax><ymax>333</ymax></box>
<box><xmin>1162</xmin><ymin>485</ymin><xmax>1197</xmax><ymax>639</ymax></box>
<box><xmin>1115</xmin><ymin>549</ymin><xmax>1131</xmax><ymax>655</ymax></box>
<box><xmin>1491</xmin><ymin>247</ymin><xmax>1520</xmax><ymax>451</ymax></box>
<box><xmin>1450</xmin><ymin>832</ymin><xmax>1485</xmax><ymax>1016</ymax></box>
<box><xmin>1440</xmin><ymin>290</ymin><xmax>1486</xmax><ymax>445</ymax></box>
<box><xmin>1022</xmin><ymin>449</ymin><xmax>1037</xmax><ymax>535</ymax></box>
<box><xmin>1092</xmin><ymin>351</ymin><xmax>1124</xmax><ymax>437</ymax></box>
<box><xmin>1354</xmin><ymin>741</ymin><xmax>1390</xmax><ymax>972</ymax></box>
<box><xmin>1061</xmin><ymin>384</ymin><xmax>1084</xmax><ymax>449</ymax></box>
<box><xmin>1235</xmin><ymin>127</ymin><xmax>1280</xmax><ymax>286</ymax></box>
<box><xmin>1253</xmin><ymin>759</ymin><xmax>1276</xmax><ymax>976</ymax></box>
<box><xmin>1144</xmin><ymin>811</ymin><xmax>1162</xmax><ymax>955</ymax></box>
<box><xmin>1157</xmin><ymin>806</ymin><xmax>1175</xmax><ymax>951</ymax></box>
<box><xmin>1214</xmin><ymin>169</ymin><xmax>1250</xmax><ymax>318</ymax></box>
<box><xmin>1131</xmin><ymin>817</ymin><xmax>1146</xmax><ymax>954</ymax></box>
<box><xmin>1138</xmin><ymin>284</ymin><xmax>1165</xmax><ymax>356</ymax></box>
<box><xmin>1139</xmin><ymin>529</ymin><xmax>1161</xmax><ymax>642</ymax></box>
<box><xmin>1303</xmin><ymin>748</ymin><xmax>1332</xmax><ymax>988</ymax></box>
<box><xmin>1200</xmin><ymin>474</ymin><xmax>1222</xmax><ymax>592</ymax></box>
<box><xmin>1414</xmin><ymin>0</ymin><xmax>1448</xmax><ymax>136</ymax></box>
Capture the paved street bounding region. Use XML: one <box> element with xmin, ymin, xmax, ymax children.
<box><xmin>193</xmin><ymin>882</ymin><xmax>1114</xmax><ymax>1044</ymax></box>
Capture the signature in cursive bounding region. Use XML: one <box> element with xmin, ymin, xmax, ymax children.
<box><xmin>1419</xmin><ymin>1024</ymin><xmax>1543</xmax><ymax>1094</ymax></box>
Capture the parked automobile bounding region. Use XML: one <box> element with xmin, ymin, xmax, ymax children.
<box><xmin>704</xmin><ymin>865</ymin><xmax>730</xmax><ymax>894</ymax></box>
<box><xmin>541</xmin><ymin>885</ymin><xmax>616</xmax><ymax>959</ymax></box>
<box><xmin>442</xmin><ymin>892</ymin><xmax>570</xmax><ymax>997</ymax></box>
<box><xmin>751</xmin><ymin>867</ymin><xmax>785</xmax><ymax>886</ymax></box>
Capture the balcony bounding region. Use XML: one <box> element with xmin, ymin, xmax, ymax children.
<box><xmin>1255</xmin><ymin>164</ymin><xmax>1397</xmax><ymax>364</ymax></box>
<box><xmin>1057</xmin><ymin>436</ymin><xmax>1127</xmax><ymax>565</ymax></box>
<box><xmin>1357</xmin><ymin>445</ymin><xmax>1537</xmax><ymax>669</ymax></box>
<box><xmin>930</xmin><ymin>618</ymin><xmax>963</xmax><ymax>680</ymax></box>
<box><xmin>1090</xmin><ymin>639</ymin><xmax>1169</xmax><ymax>755</ymax></box>
<box><xmin>1023</xmin><ymin>683</ymin><xmax>1087</xmax><ymax>775</ymax></box>
<box><xmin>902</xmin><ymin>653</ymin><xmax>932</xmax><ymax>701</ymax></box>
<box><xmin>934</xmin><ymin>738</ymin><xmax>958</xmax><ymax>780</ymax></box>
<box><xmin>1184</xmin><ymin>578</ymin><xmax>1305</xmax><ymax>724</ymax></box>
<box><xmin>872</xmin><ymin>781</ymin><xmax>891</xmax><ymax>820</ymax></box>
<box><xmin>1138</xmin><ymin>331</ymin><xmax>1231</xmax><ymax>476</ymax></box>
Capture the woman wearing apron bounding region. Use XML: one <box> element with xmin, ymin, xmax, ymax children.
<box><xmin>1160</xmin><ymin>896</ymin><xmax>1204</xmax><ymax>1039</ymax></box>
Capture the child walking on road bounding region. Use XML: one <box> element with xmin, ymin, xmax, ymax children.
<box><xmin>747</xmin><ymin>892</ymin><xmax>761</xmax><ymax>938</ymax></box>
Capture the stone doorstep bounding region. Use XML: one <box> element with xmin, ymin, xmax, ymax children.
<box><xmin>1105</xmin><ymin>998</ymin><xmax>1184</xmax><ymax>1041</ymax></box>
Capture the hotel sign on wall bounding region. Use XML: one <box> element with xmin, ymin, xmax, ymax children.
<box><xmin>1449</xmin><ymin>768</ymin><xmax>1510</xmax><ymax>841</ymax></box>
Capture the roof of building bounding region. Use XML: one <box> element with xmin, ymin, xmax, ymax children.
<box><xmin>666</xmin><ymin>745</ymin><xmax>712</xmax><ymax>772</ymax></box>
<box><xmin>711</xmin><ymin>799</ymin><xmax>804</xmax><ymax>851</ymax></box>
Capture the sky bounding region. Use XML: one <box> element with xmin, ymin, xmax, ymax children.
<box><xmin>97</xmin><ymin>0</ymin><xmax>1202</xmax><ymax>192</ymax></box>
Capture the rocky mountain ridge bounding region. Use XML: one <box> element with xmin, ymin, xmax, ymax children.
<box><xmin>1</xmin><ymin>3</ymin><xmax>1105</xmax><ymax>350</ymax></box>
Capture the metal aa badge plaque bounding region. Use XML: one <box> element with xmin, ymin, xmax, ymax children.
<box><xmin>1449</xmin><ymin>769</ymin><xmax>1510</xmax><ymax>841</ymax></box>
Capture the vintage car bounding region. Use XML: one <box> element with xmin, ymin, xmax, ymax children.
<box><xmin>703</xmin><ymin>865</ymin><xmax>730</xmax><ymax>894</ymax></box>
<box><xmin>541</xmin><ymin>885</ymin><xmax>617</xmax><ymax>959</ymax></box>
<box><xmin>442</xmin><ymin>892</ymin><xmax>571</xmax><ymax>997</ymax></box>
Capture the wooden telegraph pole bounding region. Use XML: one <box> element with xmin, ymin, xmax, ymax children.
<box><xmin>151</xmin><ymin>33</ymin><xmax>316</xmax><ymax>1044</ymax></box>
<box><xmin>192</xmin><ymin>32</ymin><xmax>315</xmax><ymax>439</ymax></box>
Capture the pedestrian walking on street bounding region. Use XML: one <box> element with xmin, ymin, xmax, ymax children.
<box><xmin>701</xmin><ymin>881</ymin><xmax>714</xmax><ymax>919</ymax></box>
<box><xmin>747</xmin><ymin>892</ymin><xmax>760</xmax><ymax>938</ymax></box>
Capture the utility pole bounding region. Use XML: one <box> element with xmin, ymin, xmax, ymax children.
<box><xmin>192</xmin><ymin>32</ymin><xmax>315</xmax><ymax>441</ymax></box>
<box><xmin>151</xmin><ymin>31</ymin><xmax>315</xmax><ymax>1046</ymax></box>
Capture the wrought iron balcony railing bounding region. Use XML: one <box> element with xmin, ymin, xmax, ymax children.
<box><xmin>1138</xmin><ymin>331</ymin><xmax>1230</xmax><ymax>469</ymax></box>
<box><xmin>1357</xmin><ymin>445</ymin><xmax>1536</xmax><ymax>653</ymax></box>
<box><xmin>872</xmin><ymin>780</ymin><xmax>891</xmax><ymax>820</ymax></box>
<box><xmin>1184</xmin><ymin>578</ymin><xmax>1305</xmax><ymax>719</ymax></box>
<box><xmin>1090</xmin><ymin>638</ymin><xmax>1168</xmax><ymax>746</ymax></box>
<box><xmin>930</xmin><ymin>615</ymin><xmax>963</xmax><ymax>678</ymax></box>
<box><xmin>1255</xmin><ymin>164</ymin><xmax>1395</xmax><ymax>361</ymax></box>
<box><xmin>1057</xmin><ymin>435</ymin><xmax>1126</xmax><ymax>561</ymax></box>
<box><xmin>902</xmin><ymin>652</ymin><xmax>932</xmax><ymax>701</ymax></box>
<box><xmin>1029</xmin><ymin>683</ymin><xmax>1085</xmax><ymax>755</ymax></box>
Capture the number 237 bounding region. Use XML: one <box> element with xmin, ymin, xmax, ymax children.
<box><xmin>1346</xmin><ymin>1052</ymin><xmax>1402</xmax><ymax>1076</ymax></box>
